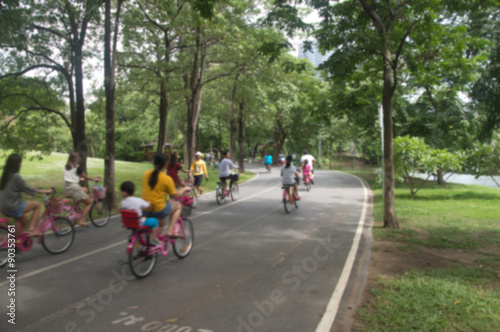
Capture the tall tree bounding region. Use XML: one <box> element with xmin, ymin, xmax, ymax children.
<box><xmin>0</xmin><ymin>0</ymin><xmax>103</xmax><ymax>173</ymax></box>
<box><xmin>104</xmin><ymin>0</ymin><xmax>124</xmax><ymax>208</ymax></box>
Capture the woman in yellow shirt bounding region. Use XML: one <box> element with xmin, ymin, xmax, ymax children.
<box><xmin>190</xmin><ymin>151</ymin><xmax>209</xmax><ymax>196</ymax></box>
<box><xmin>142</xmin><ymin>153</ymin><xmax>190</xmax><ymax>237</ymax></box>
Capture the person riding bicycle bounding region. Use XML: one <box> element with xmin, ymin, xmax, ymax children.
<box><xmin>120</xmin><ymin>181</ymin><xmax>159</xmax><ymax>244</ymax></box>
<box><xmin>302</xmin><ymin>159</ymin><xmax>312</xmax><ymax>182</ymax></box>
<box><xmin>264</xmin><ymin>153</ymin><xmax>273</xmax><ymax>170</ymax></box>
<box><xmin>218</xmin><ymin>151</ymin><xmax>239</xmax><ymax>189</ymax></box>
<box><xmin>300</xmin><ymin>150</ymin><xmax>316</xmax><ymax>184</ymax></box>
<box><xmin>0</xmin><ymin>154</ymin><xmax>53</xmax><ymax>235</ymax></box>
<box><xmin>190</xmin><ymin>152</ymin><xmax>209</xmax><ymax>196</ymax></box>
<box><xmin>167</xmin><ymin>152</ymin><xmax>192</xmax><ymax>188</ymax></box>
<box><xmin>142</xmin><ymin>153</ymin><xmax>190</xmax><ymax>238</ymax></box>
<box><xmin>281</xmin><ymin>155</ymin><xmax>301</xmax><ymax>200</ymax></box>
<box><xmin>63</xmin><ymin>152</ymin><xmax>102</xmax><ymax>227</ymax></box>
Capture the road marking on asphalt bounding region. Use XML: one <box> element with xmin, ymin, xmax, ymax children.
<box><xmin>315</xmin><ymin>174</ymin><xmax>370</xmax><ymax>332</ymax></box>
<box><xmin>0</xmin><ymin>240</ymin><xmax>126</xmax><ymax>287</ymax></box>
<box><xmin>0</xmin><ymin>180</ymin><xmax>279</xmax><ymax>287</ymax></box>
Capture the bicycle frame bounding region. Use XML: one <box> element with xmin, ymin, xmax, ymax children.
<box><xmin>0</xmin><ymin>209</ymin><xmax>61</xmax><ymax>252</ymax></box>
<box><xmin>282</xmin><ymin>187</ymin><xmax>295</xmax><ymax>204</ymax></box>
<box><xmin>126</xmin><ymin>219</ymin><xmax>186</xmax><ymax>256</ymax></box>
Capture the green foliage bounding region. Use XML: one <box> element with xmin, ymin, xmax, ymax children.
<box><xmin>394</xmin><ymin>136</ymin><xmax>463</xmax><ymax>197</ymax></box>
<box><xmin>463</xmin><ymin>138</ymin><xmax>500</xmax><ymax>188</ymax></box>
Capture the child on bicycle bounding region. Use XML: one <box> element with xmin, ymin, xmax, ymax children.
<box><xmin>0</xmin><ymin>154</ymin><xmax>53</xmax><ymax>235</ymax></box>
<box><xmin>281</xmin><ymin>155</ymin><xmax>301</xmax><ymax>200</ymax></box>
<box><xmin>120</xmin><ymin>181</ymin><xmax>159</xmax><ymax>244</ymax></box>
<box><xmin>302</xmin><ymin>159</ymin><xmax>312</xmax><ymax>182</ymax></box>
<box><xmin>63</xmin><ymin>152</ymin><xmax>101</xmax><ymax>227</ymax></box>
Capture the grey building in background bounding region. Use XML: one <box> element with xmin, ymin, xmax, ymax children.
<box><xmin>297</xmin><ymin>42</ymin><xmax>333</xmax><ymax>68</ymax></box>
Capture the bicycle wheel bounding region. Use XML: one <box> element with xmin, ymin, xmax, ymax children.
<box><xmin>216</xmin><ymin>186</ymin><xmax>226</xmax><ymax>205</ymax></box>
<box><xmin>41</xmin><ymin>217</ymin><xmax>75</xmax><ymax>254</ymax></box>
<box><xmin>305</xmin><ymin>181</ymin><xmax>311</xmax><ymax>192</ymax></box>
<box><xmin>129</xmin><ymin>233</ymin><xmax>157</xmax><ymax>279</ymax></box>
<box><xmin>294</xmin><ymin>193</ymin><xmax>300</xmax><ymax>209</ymax></box>
<box><xmin>0</xmin><ymin>226</ymin><xmax>9</xmax><ymax>268</ymax></box>
<box><xmin>89</xmin><ymin>199</ymin><xmax>111</xmax><ymax>227</ymax></box>
<box><xmin>231</xmin><ymin>183</ymin><xmax>239</xmax><ymax>201</ymax></box>
<box><xmin>283</xmin><ymin>193</ymin><xmax>292</xmax><ymax>214</ymax></box>
<box><xmin>188</xmin><ymin>188</ymin><xmax>198</xmax><ymax>208</ymax></box>
<box><xmin>173</xmin><ymin>218</ymin><xmax>194</xmax><ymax>259</ymax></box>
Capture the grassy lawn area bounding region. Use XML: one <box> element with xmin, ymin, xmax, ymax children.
<box><xmin>0</xmin><ymin>152</ymin><xmax>255</xmax><ymax>208</ymax></box>
<box><xmin>348</xmin><ymin>170</ymin><xmax>500</xmax><ymax>331</ymax></box>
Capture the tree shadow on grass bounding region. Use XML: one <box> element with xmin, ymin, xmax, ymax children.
<box><xmin>396</xmin><ymin>191</ymin><xmax>500</xmax><ymax>201</ymax></box>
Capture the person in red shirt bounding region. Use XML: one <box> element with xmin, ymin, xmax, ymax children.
<box><xmin>166</xmin><ymin>152</ymin><xmax>192</xmax><ymax>188</ymax></box>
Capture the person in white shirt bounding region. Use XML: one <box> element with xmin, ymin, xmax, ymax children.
<box><xmin>281</xmin><ymin>155</ymin><xmax>301</xmax><ymax>200</ymax></box>
<box><xmin>218</xmin><ymin>151</ymin><xmax>239</xmax><ymax>189</ymax></box>
<box><xmin>300</xmin><ymin>150</ymin><xmax>316</xmax><ymax>184</ymax></box>
<box><xmin>63</xmin><ymin>152</ymin><xmax>101</xmax><ymax>227</ymax></box>
<box><xmin>120</xmin><ymin>181</ymin><xmax>159</xmax><ymax>244</ymax></box>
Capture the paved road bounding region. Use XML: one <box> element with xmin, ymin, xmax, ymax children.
<box><xmin>1</xmin><ymin>164</ymin><xmax>372</xmax><ymax>332</ymax></box>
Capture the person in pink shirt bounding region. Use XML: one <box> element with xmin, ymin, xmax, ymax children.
<box><xmin>302</xmin><ymin>159</ymin><xmax>312</xmax><ymax>182</ymax></box>
<box><xmin>167</xmin><ymin>152</ymin><xmax>192</xmax><ymax>188</ymax></box>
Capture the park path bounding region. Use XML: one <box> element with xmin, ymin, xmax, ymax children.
<box><xmin>0</xmin><ymin>164</ymin><xmax>372</xmax><ymax>332</ymax></box>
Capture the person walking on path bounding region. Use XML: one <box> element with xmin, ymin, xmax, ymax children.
<box><xmin>191</xmin><ymin>152</ymin><xmax>209</xmax><ymax>196</ymax></box>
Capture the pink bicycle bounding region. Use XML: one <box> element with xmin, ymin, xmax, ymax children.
<box><xmin>61</xmin><ymin>182</ymin><xmax>111</xmax><ymax>227</ymax></box>
<box><xmin>282</xmin><ymin>184</ymin><xmax>299</xmax><ymax>214</ymax></box>
<box><xmin>303</xmin><ymin>173</ymin><xmax>312</xmax><ymax>192</ymax></box>
<box><xmin>0</xmin><ymin>190</ymin><xmax>75</xmax><ymax>266</ymax></box>
<box><xmin>121</xmin><ymin>210</ymin><xmax>194</xmax><ymax>279</ymax></box>
<box><xmin>216</xmin><ymin>173</ymin><xmax>239</xmax><ymax>205</ymax></box>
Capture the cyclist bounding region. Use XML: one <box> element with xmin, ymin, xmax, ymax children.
<box><xmin>302</xmin><ymin>159</ymin><xmax>312</xmax><ymax>183</ymax></box>
<box><xmin>191</xmin><ymin>151</ymin><xmax>209</xmax><ymax>196</ymax></box>
<box><xmin>279</xmin><ymin>153</ymin><xmax>285</xmax><ymax>166</ymax></box>
<box><xmin>64</xmin><ymin>152</ymin><xmax>102</xmax><ymax>227</ymax></box>
<box><xmin>300</xmin><ymin>150</ymin><xmax>316</xmax><ymax>184</ymax></box>
<box><xmin>167</xmin><ymin>152</ymin><xmax>192</xmax><ymax>188</ymax></box>
<box><xmin>218</xmin><ymin>151</ymin><xmax>239</xmax><ymax>189</ymax></box>
<box><xmin>264</xmin><ymin>153</ymin><xmax>273</xmax><ymax>172</ymax></box>
<box><xmin>142</xmin><ymin>153</ymin><xmax>191</xmax><ymax>238</ymax></box>
<box><xmin>120</xmin><ymin>181</ymin><xmax>159</xmax><ymax>244</ymax></box>
<box><xmin>0</xmin><ymin>154</ymin><xmax>53</xmax><ymax>235</ymax></box>
<box><xmin>281</xmin><ymin>155</ymin><xmax>301</xmax><ymax>200</ymax></box>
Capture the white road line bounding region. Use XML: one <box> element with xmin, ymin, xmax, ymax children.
<box><xmin>315</xmin><ymin>174</ymin><xmax>370</xmax><ymax>332</ymax></box>
<box><xmin>0</xmin><ymin>240</ymin><xmax>126</xmax><ymax>287</ymax></box>
<box><xmin>0</xmin><ymin>180</ymin><xmax>279</xmax><ymax>287</ymax></box>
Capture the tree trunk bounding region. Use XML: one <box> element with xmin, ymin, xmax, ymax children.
<box><xmin>103</xmin><ymin>0</ymin><xmax>122</xmax><ymax>209</ymax></box>
<box><xmin>229</xmin><ymin>74</ymin><xmax>240</xmax><ymax>157</ymax></box>
<box><xmin>157</xmin><ymin>80</ymin><xmax>169</xmax><ymax>153</ymax></box>
<box><xmin>382</xmin><ymin>48</ymin><xmax>399</xmax><ymax>229</ymax></box>
<box><xmin>238</xmin><ymin>102</ymin><xmax>245</xmax><ymax>173</ymax></box>
<box><xmin>74</xmin><ymin>43</ymin><xmax>88</xmax><ymax>187</ymax></box>
<box><xmin>329</xmin><ymin>137</ymin><xmax>333</xmax><ymax>169</ymax></box>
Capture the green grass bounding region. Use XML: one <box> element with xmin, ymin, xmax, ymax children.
<box><xmin>345</xmin><ymin>170</ymin><xmax>500</xmax><ymax>331</ymax></box>
<box><xmin>356</xmin><ymin>265</ymin><xmax>500</xmax><ymax>331</ymax></box>
<box><xmin>0</xmin><ymin>152</ymin><xmax>255</xmax><ymax>208</ymax></box>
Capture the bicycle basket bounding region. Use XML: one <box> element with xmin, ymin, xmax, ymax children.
<box><xmin>93</xmin><ymin>186</ymin><xmax>107</xmax><ymax>199</ymax></box>
<box><xmin>231</xmin><ymin>173</ymin><xmax>239</xmax><ymax>182</ymax></box>
<box><xmin>45</xmin><ymin>197</ymin><xmax>64</xmax><ymax>214</ymax></box>
<box><xmin>120</xmin><ymin>209</ymin><xmax>146</xmax><ymax>229</ymax></box>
